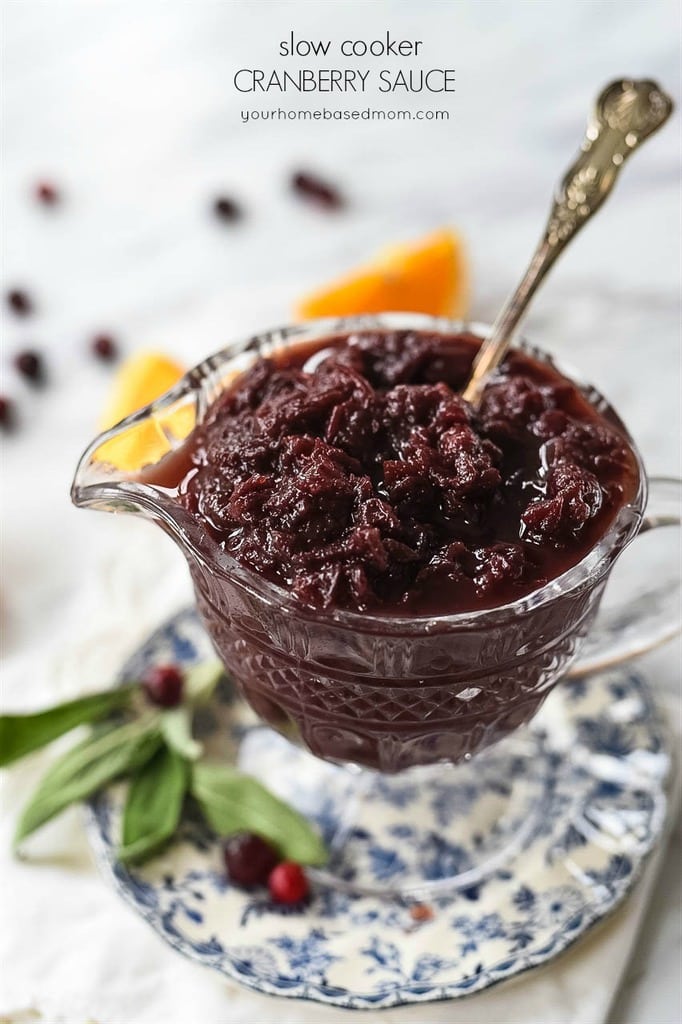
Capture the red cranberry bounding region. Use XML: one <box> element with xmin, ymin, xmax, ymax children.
<box><xmin>14</xmin><ymin>350</ymin><xmax>45</xmax><ymax>384</ymax></box>
<box><xmin>34</xmin><ymin>181</ymin><xmax>60</xmax><ymax>205</ymax></box>
<box><xmin>291</xmin><ymin>171</ymin><xmax>342</xmax><ymax>209</ymax></box>
<box><xmin>0</xmin><ymin>395</ymin><xmax>16</xmax><ymax>430</ymax></box>
<box><xmin>223</xmin><ymin>832</ymin><xmax>279</xmax><ymax>887</ymax></box>
<box><xmin>142</xmin><ymin>664</ymin><xmax>184</xmax><ymax>707</ymax></box>
<box><xmin>213</xmin><ymin>196</ymin><xmax>242</xmax><ymax>222</ymax></box>
<box><xmin>268</xmin><ymin>861</ymin><xmax>309</xmax><ymax>904</ymax></box>
<box><xmin>91</xmin><ymin>333</ymin><xmax>119</xmax><ymax>361</ymax></box>
<box><xmin>6</xmin><ymin>289</ymin><xmax>33</xmax><ymax>316</ymax></box>
<box><xmin>409</xmin><ymin>902</ymin><xmax>434</xmax><ymax>923</ymax></box>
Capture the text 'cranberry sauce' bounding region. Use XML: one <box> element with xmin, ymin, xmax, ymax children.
<box><xmin>177</xmin><ymin>331</ymin><xmax>638</xmax><ymax>615</ymax></box>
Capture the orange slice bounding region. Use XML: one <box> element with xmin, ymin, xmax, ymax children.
<box><xmin>295</xmin><ymin>228</ymin><xmax>469</xmax><ymax>321</ymax></box>
<box><xmin>96</xmin><ymin>351</ymin><xmax>193</xmax><ymax>472</ymax></box>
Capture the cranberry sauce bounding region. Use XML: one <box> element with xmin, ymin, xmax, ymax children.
<box><xmin>177</xmin><ymin>331</ymin><xmax>638</xmax><ymax>615</ymax></box>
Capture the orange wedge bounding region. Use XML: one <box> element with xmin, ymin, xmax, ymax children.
<box><xmin>96</xmin><ymin>351</ymin><xmax>192</xmax><ymax>472</ymax></box>
<box><xmin>295</xmin><ymin>228</ymin><xmax>469</xmax><ymax>321</ymax></box>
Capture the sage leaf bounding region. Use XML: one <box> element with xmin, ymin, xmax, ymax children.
<box><xmin>119</xmin><ymin>746</ymin><xmax>188</xmax><ymax>864</ymax></box>
<box><xmin>14</xmin><ymin>718</ymin><xmax>161</xmax><ymax>848</ymax></box>
<box><xmin>184</xmin><ymin>661</ymin><xmax>225</xmax><ymax>705</ymax></box>
<box><xmin>161</xmin><ymin>707</ymin><xmax>202</xmax><ymax>761</ymax></box>
<box><xmin>0</xmin><ymin>686</ymin><xmax>135</xmax><ymax>767</ymax></box>
<box><xmin>191</xmin><ymin>762</ymin><xmax>327</xmax><ymax>866</ymax></box>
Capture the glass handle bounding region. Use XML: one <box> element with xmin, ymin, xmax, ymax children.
<box><xmin>569</xmin><ymin>476</ymin><xmax>681</xmax><ymax>677</ymax></box>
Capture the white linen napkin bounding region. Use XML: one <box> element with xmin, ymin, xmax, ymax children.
<box><xmin>0</xmin><ymin>520</ymin><xmax>678</xmax><ymax>1024</ymax></box>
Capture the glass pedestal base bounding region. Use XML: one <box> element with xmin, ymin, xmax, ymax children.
<box><xmin>237</xmin><ymin>726</ymin><xmax>552</xmax><ymax>898</ymax></box>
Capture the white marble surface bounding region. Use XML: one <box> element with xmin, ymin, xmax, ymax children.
<box><xmin>1</xmin><ymin>2</ymin><xmax>680</xmax><ymax>1022</ymax></box>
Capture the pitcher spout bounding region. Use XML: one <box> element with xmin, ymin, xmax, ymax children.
<box><xmin>71</xmin><ymin>370</ymin><xmax>202</xmax><ymax>550</ymax></box>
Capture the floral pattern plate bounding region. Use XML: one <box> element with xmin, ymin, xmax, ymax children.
<box><xmin>86</xmin><ymin>608</ymin><xmax>672</xmax><ymax>1010</ymax></box>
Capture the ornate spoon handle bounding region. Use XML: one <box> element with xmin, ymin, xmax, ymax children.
<box><xmin>462</xmin><ymin>78</ymin><xmax>673</xmax><ymax>405</ymax></box>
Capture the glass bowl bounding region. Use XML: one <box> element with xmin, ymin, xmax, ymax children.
<box><xmin>72</xmin><ymin>314</ymin><xmax>681</xmax><ymax>894</ymax></box>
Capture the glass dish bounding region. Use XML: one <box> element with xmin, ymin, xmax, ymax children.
<box><xmin>72</xmin><ymin>314</ymin><xmax>681</xmax><ymax>895</ymax></box>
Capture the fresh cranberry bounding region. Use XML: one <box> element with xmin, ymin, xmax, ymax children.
<box><xmin>91</xmin><ymin>333</ymin><xmax>119</xmax><ymax>361</ymax></box>
<box><xmin>142</xmin><ymin>664</ymin><xmax>184</xmax><ymax>707</ymax></box>
<box><xmin>291</xmin><ymin>171</ymin><xmax>342</xmax><ymax>209</ymax></box>
<box><xmin>409</xmin><ymin>902</ymin><xmax>434</xmax><ymax>923</ymax></box>
<box><xmin>223</xmin><ymin>832</ymin><xmax>279</xmax><ymax>887</ymax></box>
<box><xmin>6</xmin><ymin>289</ymin><xmax>33</xmax><ymax>316</ymax></box>
<box><xmin>14</xmin><ymin>350</ymin><xmax>45</xmax><ymax>384</ymax></box>
<box><xmin>34</xmin><ymin>181</ymin><xmax>60</xmax><ymax>205</ymax></box>
<box><xmin>0</xmin><ymin>395</ymin><xmax>16</xmax><ymax>430</ymax></box>
<box><xmin>268</xmin><ymin>861</ymin><xmax>309</xmax><ymax>904</ymax></box>
<box><xmin>213</xmin><ymin>196</ymin><xmax>242</xmax><ymax>221</ymax></box>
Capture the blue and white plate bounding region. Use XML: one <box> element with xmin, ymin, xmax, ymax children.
<box><xmin>87</xmin><ymin>608</ymin><xmax>672</xmax><ymax>1010</ymax></box>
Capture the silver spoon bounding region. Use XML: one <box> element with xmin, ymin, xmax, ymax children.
<box><xmin>462</xmin><ymin>78</ymin><xmax>673</xmax><ymax>406</ymax></box>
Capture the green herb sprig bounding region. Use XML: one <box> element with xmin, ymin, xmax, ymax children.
<box><xmin>1</xmin><ymin>663</ymin><xmax>327</xmax><ymax>868</ymax></box>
